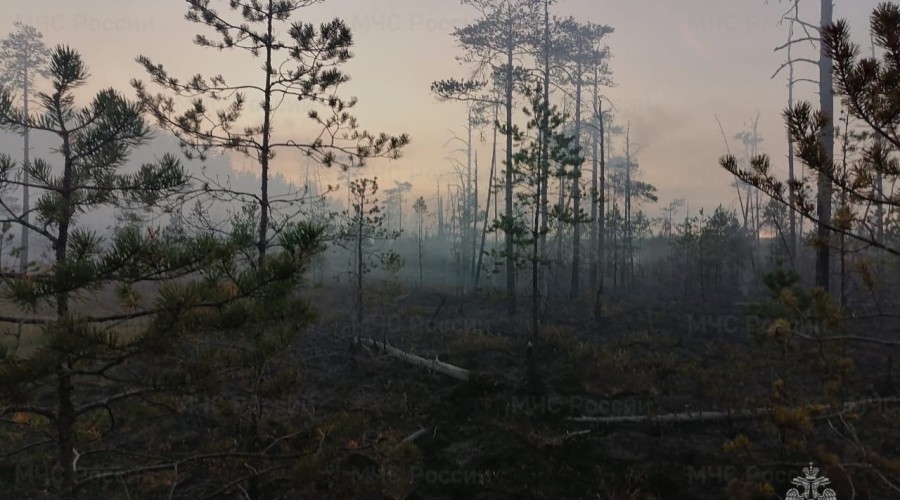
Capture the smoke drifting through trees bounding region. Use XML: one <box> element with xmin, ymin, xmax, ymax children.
<box><xmin>0</xmin><ymin>1</ymin><xmax>898</xmax><ymax>499</ymax></box>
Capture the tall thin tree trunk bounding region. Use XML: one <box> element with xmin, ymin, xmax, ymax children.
<box><xmin>840</xmin><ymin>202</ymin><xmax>846</xmax><ymax>307</ymax></box>
<box><xmin>475</xmin><ymin>103</ymin><xmax>499</xmax><ymax>289</ymax></box>
<box><xmin>532</xmin><ymin>142</ymin><xmax>542</xmax><ymax>341</ymax></box>
<box><xmin>19</xmin><ymin>63</ymin><xmax>29</xmax><ymax>273</ymax></box>
<box><xmin>594</xmin><ymin>95</ymin><xmax>606</xmax><ymax>321</ymax></box>
<box><xmin>744</xmin><ymin>184</ymin><xmax>751</xmax><ymax>231</ymax></box>
<box><xmin>539</xmin><ymin>0</ymin><xmax>551</xmax><ymax>304</ymax></box>
<box><xmin>437</xmin><ymin>179</ymin><xmax>444</xmax><ymax>239</ymax></box>
<box><xmin>624</xmin><ymin>123</ymin><xmax>632</xmax><ymax>286</ymax></box>
<box><xmin>816</xmin><ymin>0</ymin><xmax>833</xmax><ymax>292</ymax></box>
<box><xmin>556</xmin><ymin>176</ymin><xmax>565</xmax><ymax>289</ymax></box>
<box><xmin>871</xmin><ymin>34</ymin><xmax>885</xmax><ymax>245</ymax></box>
<box><xmin>787</xmin><ymin>14</ymin><xmax>798</xmax><ymax>259</ymax></box>
<box><xmin>466</xmin><ymin>109</ymin><xmax>473</xmax><ymax>288</ymax></box>
<box><xmin>55</xmin><ymin>125</ymin><xmax>75</xmax><ymax>500</ymax></box>
<box><xmin>257</xmin><ymin>5</ymin><xmax>275</xmax><ymax>267</ymax></box>
<box><xmin>600</xmin><ymin>108</ymin><xmax>608</xmax><ymax>290</ymax></box>
<box><xmin>589</xmin><ymin>70</ymin><xmax>599</xmax><ymax>290</ymax></box>
<box><xmin>418</xmin><ymin>212</ymin><xmax>424</xmax><ymax>289</ymax></box>
<box><xmin>398</xmin><ymin>190</ymin><xmax>403</xmax><ymax>240</ymax></box>
<box><xmin>357</xmin><ymin>203</ymin><xmax>364</xmax><ymax>323</ymax></box>
<box><xmin>612</xmin><ymin>204</ymin><xmax>618</xmax><ymax>289</ymax></box>
<box><xmin>570</xmin><ymin>59</ymin><xmax>583</xmax><ymax>299</ymax></box>
<box><xmin>788</xmin><ymin>105</ymin><xmax>797</xmax><ymax>259</ymax></box>
<box><xmin>505</xmin><ymin>40</ymin><xmax>516</xmax><ymax>315</ymax></box>
<box><xmin>472</xmin><ymin>150</ymin><xmax>479</xmax><ymax>286</ymax></box>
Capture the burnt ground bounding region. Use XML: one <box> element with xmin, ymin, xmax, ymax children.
<box><xmin>2</xmin><ymin>279</ymin><xmax>896</xmax><ymax>500</ymax></box>
<box><xmin>281</xmin><ymin>281</ymin><xmax>900</xmax><ymax>500</ymax></box>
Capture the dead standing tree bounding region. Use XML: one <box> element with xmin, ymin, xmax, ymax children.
<box><xmin>773</xmin><ymin>0</ymin><xmax>821</xmax><ymax>261</ymax></box>
<box><xmin>721</xmin><ymin>3</ymin><xmax>900</xmax><ymax>258</ymax></box>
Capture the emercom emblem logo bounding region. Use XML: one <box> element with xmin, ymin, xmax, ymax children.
<box><xmin>784</xmin><ymin>462</ymin><xmax>837</xmax><ymax>500</ymax></box>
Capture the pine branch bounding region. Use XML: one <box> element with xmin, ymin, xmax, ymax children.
<box><xmin>75</xmin><ymin>388</ymin><xmax>154</xmax><ymax>416</ymax></box>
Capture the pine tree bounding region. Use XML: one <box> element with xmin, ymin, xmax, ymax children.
<box><xmin>511</xmin><ymin>84</ymin><xmax>582</xmax><ymax>339</ymax></box>
<box><xmin>335</xmin><ymin>177</ymin><xmax>400</xmax><ymax>324</ymax></box>
<box><xmin>133</xmin><ymin>0</ymin><xmax>409</xmax><ymax>267</ymax></box>
<box><xmin>0</xmin><ymin>46</ymin><xmax>323</xmax><ymax>500</ymax></box>
<box><xmin>451</xmin><ymin>0</ymin><xmax>542</xmax><ymax>315</ymax></box>
<box><xmin>552</xmin><ymin>18</ymin><xmax>612</xmax><ymax>298</ymax></box>
<box><xmin>0</xmin><ymin>22</ymin><xmax>51</xmax><ymax>272</ymax></box>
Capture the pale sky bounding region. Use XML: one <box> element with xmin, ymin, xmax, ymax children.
<box><xmin>2</xmin><ymin>0</ymin><xmax>878</xmax><ymax>218</ymax></box>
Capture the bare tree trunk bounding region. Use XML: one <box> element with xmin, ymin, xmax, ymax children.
<box><xmin>594</xmin><ymin>97</ymin><xmax>606</xmax><ymax>320</ymax></box>
<box><xmin>600</xmin><ymin>107</ymin><xmax>607</xmax><ymax>292</ymax></box>
<box><xmin>744</xmin><ymin>184</ymin><xmax>751</xmax><ymax>232</ymax></box>
<box><xmin>437</xmin><ymin>179</ymin><xmax>444</xmax><ymax>239</ymax></box>
<box><xmin>840</xmin><ymin>209</ymin><xmax>846</xmax><ymax>307</ymax></box>
<box><xmin>751</xmin><ymin>116</ymin><xmax>762</xmax><ymax>257</ymax></box>
<box><xmin>787</xmin><ymin>18</ymin><xmax>798</xmax><ymax>259</ymax></box>
<box><xmin>398</xmin><ymin>189</ymin><xmax>403</xmax><ymax>240</ymax></box>
<box><xmin>465</xmin><ymin>109</ymin><xmax>473</xmax><ymax>289</ymax></box>
<box><xmin>472</xmin><ymin>150</ymin><xmax>479</xmax><ymax>287</ymax></box>
<box><xmin>799</xmin><ymin>164</ymin><xmax>805</xmax><ymax>251</ymax></box>
<box><xmin>736</xmin><ymin>181</ymin><xmax>747</xmax><ymax>229</ymax></box>
<box><xmin>589</xmin><ymin>70</ymin><xmax>599</xmax><ymax>290</ymax></box>
<box><xmin>494</xmin><ymin>173</ymin><xmax>499</xmax><ymax>249</ymax></box>
<box><xmin>19</xmin><ymin>64</ymin><xmax>30</xmax><ymax>273</ymax></box>
<box><xmin>871</xmin><ymin>34</ymin><xmax>885</xmax><ymax>245</ymax></box>
<box><xmin>788</xmin><ymin>124</ymin><xmax>797</xmax><ymax>259</ymax></box>
<box><xmin>570</xmin><ymin>59</ymin><xmax>583</xmax><ymax>299</ymax></box>
<box><xmin>624</xmin><ymin>123</ymin><xmax>632</xmax><ymax>287</ymax></box>
<box><xmin>539</xmin><ymin>0</ymin><xmax>551</xmax><ymax>304</ymax></box>
<box><xmin>357</xmin><ymin>207</ymin><xmax>364</xmax><ymax>324</ymax></box>
<box><xmin>418</xmin><ymin>217</ymin><xmax>424</xmax><ymax>289</ymax></box>
<box><xmin>474</xmin><ymin>104</ymin><xmax>499</xmax><ymax>289</ymax></box>
<box><xmin>257</xmin><ymin>7</ymin><xmax>275</xmax><ymax>268</ymax></box>
<box><xmin>505</xmin><ymin>41</ymin><xmax>516</xmax><ymax>315</ymax></box>
<box><xmin>612</xmin><ymin>205</ymin><xmax>618</xmax><ymax>289</ymax></box>
<box><xmin>876</xmin><ymin>168</ymin><xmax>885</xmax><ymax>241</ymax></box>
<box><xmin>532</xmin><ymin>162</ymin><xmax>541</xmax><ymax>341</ymax></box>
<box><xmin>816</xmin><ymin>0</ymin><xmax>833</xmax><ymax>292</ymax></box>
<box><xmin>556</xmin><ymin>176</ymin><xmax>565</xmax><ymax>290</ymax></box>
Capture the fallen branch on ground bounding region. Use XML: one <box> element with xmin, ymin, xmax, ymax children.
<box><xmin>354</xmin><ymin>337</ymin><xmax>471</xmax><ymax>382</ymax></box>
<box><xmin>549</xmin><ymin>429</ymin><xmax>591</xmax><ymax>445</ymax></box>
<box><xmin>568</xmin><ymin>397</ymin><xmax>900</xmax><ymax>424</ymax></box>
<box><xmin>399</xmin><ymin>427</ymin><xmax>429</xmax><ymax>447</ymax></box>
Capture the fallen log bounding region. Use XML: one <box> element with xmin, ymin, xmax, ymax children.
<box><xmin>399</xmin><ymin>427</ymin><xmax>430</xmax><ymax>447</ymax></box>
<box><xmin>569</xmin><ymin>407</ymin><xmax>769</xmax><ymax>424</ymax></box>
<box><xmin>568</xmin><ymin>396</ymin><xmax>900</xmax><ymax>425</ymax></box>
<box><xmin>552</xmin><ymin>429</ymin><xmax>591</xmax><ymax>444</ymax></box>
<box><xmin>354</xmin><ymin>337</ymin><xmax>471</xmax><ymax>382</ymax></box>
